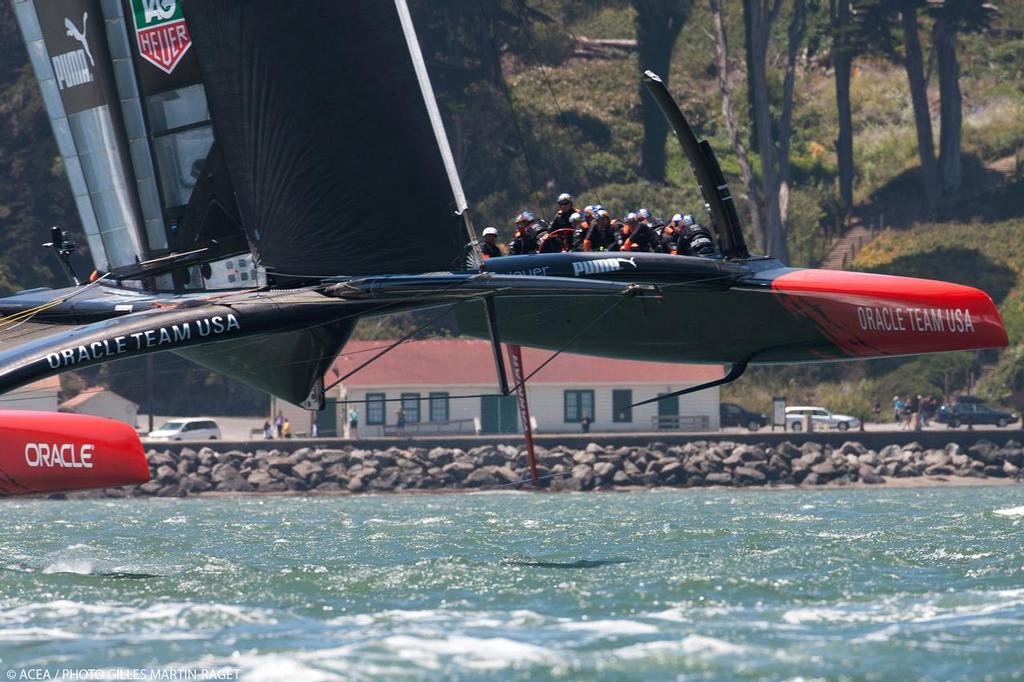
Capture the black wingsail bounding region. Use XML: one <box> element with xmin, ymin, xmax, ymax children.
<box><xmin>183</xmin><ymin>0</ymin><xmax>472</xmax><ymax>280</ymax></box>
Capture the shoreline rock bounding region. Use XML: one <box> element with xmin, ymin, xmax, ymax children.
<box><xmin>48</xmin><ymin>438</ymin><xmax>1024</xmax><ymax>499</ymax></box>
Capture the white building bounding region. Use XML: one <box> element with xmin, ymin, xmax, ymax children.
<box><xmin>59</xmin><ymin>388</ymin><xmax>139</xmax><ymax>427</ymax></box>
<box><xmin>300</xmin><ymin>339</ymin><xmax>721</xmax><ymax>437</ymax></box>
<box><xmin>0</xmin><ymin>376</ymin><xmax>61</xmax><ymax>412</ymax></box>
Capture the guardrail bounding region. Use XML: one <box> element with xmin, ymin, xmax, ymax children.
<box><xmin>650</xmin><ymin>415</ymin><xmax>711</xmax><ymax>430</ymax></box>
<box><xmin>380</xmin><ymin>418</ymin><xmax>479</xmax><ymax>437</ymax></box>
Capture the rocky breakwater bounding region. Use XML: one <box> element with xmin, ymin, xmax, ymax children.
<box><xmin>82</xmin><ymin>438</ymin><xmax>1024</xmax><ymax>498</ymax></box>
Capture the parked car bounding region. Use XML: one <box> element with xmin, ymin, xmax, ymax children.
<box><xmin>934</xmin><ymin>399</ymin><xmax>1018</xmax><ymax>428</ymax></box>
<box><xmin>146</xmin><ymin>418</ymin><xmax>221</xmax><ymax>441</ymax></box>
<box><xmin>785</xmin><ymin>406</ymin><xmax>860</xmax><ymax>432</ymax></box>
<box><xmin>720</xmin><ymin>402</ymin><xmax>769</xmax><ymax>430</ymax></box>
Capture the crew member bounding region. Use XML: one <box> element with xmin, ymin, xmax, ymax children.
<box><xmin>661</xmin><ymin>214</ymin><xmax>683</xmax><ymax>254</ymax></box>
<box><xmin>480</xmin><ymin>226</ymin><xmax>502</xmax><ymax>259</ymax></box>
<box><xmin>550</xmin><ymin>192</ymin><xmax>577</xmax><ymax>231</ymax></box>
<box><xmin>508</xmin><ymin>211</ymin><xmax>546</xmax><ymax>255</ymax></box>
<box><xmin>621</xmin><ymin>211</ymin><xmax>656</xmax><ymax>252</ymax></box>
<box><xmin>583</xmin><ymin>209</ymin><xmax>615</xmax><ymax>251</ymax></box>
<box><xmin>677</xmin><ymin>214</ymin><xmax>717</xmax><ymax>257</ymax></box>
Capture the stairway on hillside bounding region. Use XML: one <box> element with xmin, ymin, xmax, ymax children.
<box><xmin>821</xmin><ymin>223</ymin><xmax>874</xmax><ymax>270</ymax></box>
<box><xmin>819</xmin><ymin>151</ymin><xmax>1020</xmax><ymax>271</ymax></box>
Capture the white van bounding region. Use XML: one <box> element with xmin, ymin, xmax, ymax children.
<box><xmin>146</xmin><ymin>418</ymin><xmax>221</xmax><ymax>441</ymax></box>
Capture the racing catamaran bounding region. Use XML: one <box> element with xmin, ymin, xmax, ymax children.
<box><xmin>0</xmin><ymin>0</ymin><xmax>1006</xmax><ymax>494</ymax></box>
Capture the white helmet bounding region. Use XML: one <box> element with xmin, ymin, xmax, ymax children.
<box><xmin>672</xmin><ymin>213</ymin><xmax>683</xmax><ymax>223</ymax></box>
<box><xmin>558</xmin><ymin>192</ymin><xmax>573</xmax><ymax>204</ymax></box>
<box><xmin>569</xmin><ymin>212</ymin><xmax>583</xmax><ymax>223</ymax></box>
<box><xmin>482</xmin><ymin>226</ymin><xmax>498</xmax><ymax>237</ymax></box>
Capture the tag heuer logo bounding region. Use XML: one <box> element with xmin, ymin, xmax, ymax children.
<box><xmin>130</xmin><ymin>0</ymin><xmax>191</xmax><ymax>74</ymax></box>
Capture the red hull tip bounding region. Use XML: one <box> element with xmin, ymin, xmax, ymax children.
<box><xmin>772</xmin><ymin>269</ymin><xmax>1008</xmax><ymax>358</ymax></box>
<box><xmin>0</xmin><ymin>411</ymin><xmax>149</xmax><ymax>496</ymax></box>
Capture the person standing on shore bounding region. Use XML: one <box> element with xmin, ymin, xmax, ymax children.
<box><xmin>581</xmin><ymin>412</ymin><xmax>592</xmax><ymax>433</ymax></box>
<box><xmin>262</xmin><ymin>420</ymin><xmax>273</xmax><ymax>439</ymax></box>
<box><xmin>275</xmin><ymin>410</ymin><xmax>284</xmax><ymax>438</ymax></box>
<box><xmin>893</xmin><ymin>396</ymin><xmax>903</xmax><ymax>424</ymax></box>
<box><xmin>348</xmin><ymin>407</ymin><xmax>359</xmax><ymax>440</ymax></box>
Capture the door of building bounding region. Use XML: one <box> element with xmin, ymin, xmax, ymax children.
<box><xmin>481</xmin><ymin>394</ymin><xmax>519</xmax><ymax>434</ymax></box>
<box><xmin>657</xmin><ymin>393</ymin><xmax>679</xmax><ymax>429</ymax></box>
<box><xmin>316</xmin><ymin>398</ymin><xmax>338</xmax><ymax>437</ymax></box>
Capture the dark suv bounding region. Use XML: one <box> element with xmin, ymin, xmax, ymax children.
<box><xmin>720</xmin><ymin>402</ymin><xmax>770</xmax><ymax>431</ymax></box>
<box><xmin>935</xmin><ymin>397</ymin><xmax>1018</xmax><ymax>428</ymax></box>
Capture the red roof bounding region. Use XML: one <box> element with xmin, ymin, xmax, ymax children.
<box><xmin>59</xmin><ymin>387</ymin><xmax>137</xmax><ymax>411</ymax></box>
<box><xmin>330</xmin><ymin>339</ymin><xmax>721</xmax><ymax>387</ymax></box>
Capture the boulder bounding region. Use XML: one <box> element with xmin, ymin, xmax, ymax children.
<box><xmin>857</xmin><ymin>465</ymin><xmax>884</xmax><ymax>484</ymax></box>
<box><xmin>292</xmin><ymin>460</ymin><xmax>324</xmax><ymax>480</ymax></box>
<box><xmin>217</xmin><ymin>477</ymin><xmax>255</xmax><ymax>493</ymax></box>
<box><xmin>734</xmin><ymin>466</ymin><xmax>766</xmax><ymax>485</ymax></box>
<box><xmin>705</xmin><ymin>472</ymin><xmax>732</xmax><ymax>486</ymax></box>
<box><xmin>592</xmin><ymin>461</ymin><xmax>616</xmax><ymax>483</ymax></box>
<box><xmin>211</xmin><ymin>462</ymin><xmax>240</xmax><ymax>482</ymax></box>
<box><xmin>155</xmin><ymin>465</ymin><xmax>178</xmax><ymax>484</ymax></box>
<box><xmin>839</xmin><ymin>441</ymin><xmax>866</xmax><ymax>456</ymax></box>
<box><xmin>571</xmin><ymin>464</ymin><xmax>595</xmax><ymax>490</ymax></box>
<box><xmin>585</xmin><ymin>442</ymin><xmax>605</xmax><ymax>455</ymax></box>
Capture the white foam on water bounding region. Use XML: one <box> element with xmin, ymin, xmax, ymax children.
<box><xmin>993</xmin><ymin>505</ymin><xmax>1024</xmax><ymax>516</ymax></box>
<box><xmin>382</xmin><ymin>634</ymin><xmax>554</xmax><ymax>670</ymax></box>
<box><xmin>0</xmin><ymin>626</ymin><xmax>79</xmax><ymax>641</ymax></box>
<box><xmin>615</xmin><ymin>634</ymin><xmax>748</xmax><ymax>660</ymax></box>
<box><xmin>42</xmin><ymin>558</ymin><xmax>94</xmax><ymax>575</ymax></box>
<box><xmin>561</xmin><ymin>619</ymin><xmax>659</xmax><ymax>635</ymax></box>
<box><xmin>161</xmin><ymin>515</ymin><xmax>188</xmax><ymax>525</ymax></box>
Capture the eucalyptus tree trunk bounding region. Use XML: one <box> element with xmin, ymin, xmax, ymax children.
<box><xmin>900</xmin><ymin>7</ymin><xmax>941</xmax><ymax>216</ymax></box>
<box><xmin>634</xmin><ymin>0</ymin><xmax>692</xmax><ymax>183</ymax></box>
<box><xmin>742</xmin><ymin>0</ymin><xmax>803</xmax><ymax>263</ymax></box>
<box><xmin>831</xmin><ymin>0</ymin><xmax>855</xmax><ymax>216</ymax></box>
<box><xmin>933</xmin><ymin>14</ymin><xmax>963</xmax><ymax>193</ymax></box>
<box><xmin>709</xmin><ymin>0</ymin><xmax>763</xmax><ymax>250</ymax></box>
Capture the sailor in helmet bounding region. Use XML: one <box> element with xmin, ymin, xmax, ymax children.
<box><xmin>550</xmin><ymin>192</ymin><xmax>577</xmax><ymax>231</ymax></box>
<box><xmin>621</xmin><ymin>210</ymin><xmax>656</xmax><ymax>252</ymax></box>
<box><xmin>662</xmin><ymin>213</ymin><xmax>684</xmax><ymax>254</ymax></box>
<box><xmin>583</xmin><ymin>208</ymin><xmax>615</xmax><ymax>251</ymax></box>
<box><xmin>508</xmin><ymin>211</ymin><xmax>547</xmax><ymax>255</ymax></box>
<box><xmin>677</xmin><ymin>213</ymin><xmax>717</xmax><ymax>257</ymax></box>
<box><xmin>480</xmin><ymin>226</ymin><xmax>502</xmax><ymax>259</ymax></box>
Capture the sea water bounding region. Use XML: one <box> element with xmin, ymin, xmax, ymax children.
<box><xmin>1</xmin><ymin>487</ymin><xmax>1023</xmax><ymax>681</ymax></box>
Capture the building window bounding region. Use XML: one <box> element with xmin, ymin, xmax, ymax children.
<box><xmin>366</xmin><ymin>393</ymin><xmax>385</xmax><ymax>425</ymax></box>
<box><xmin>564</xmin><ymin>390</ymin><xmax>595</xmax><ymax>423</ymax></box>
<box><xmin>401</xmin><ymin>393</ymin><xmax>420</xmax><ymax>423</ymax></box>
<box><xmin>613</xmin><ymin>389</ymin><xmax>633</xmax><ymax>422</ymax></box>
<box><xmin>429</xmin><ymin>392</ymin><xmax>449</xmax><ymax>422</ymax></box>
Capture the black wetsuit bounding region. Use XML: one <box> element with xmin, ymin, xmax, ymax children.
<box><xmin>550</xmin><ymin>207</ymin><xmax>576</xmax><ymax>231</ymax></box>
<box><xmin>583</xmin><ymin>218</ymin><xmax>615</xmax><ymax>251</ymax></box>
<box><xmin>481</xmin><ymin>241</ymin><xmax>502</xmax><ymax>259</ymax></box>
<box><xmin>678</xmin><ymin>222</ymin><xmax>717</xmax><ymax>257</ymax></box>
<box><xmin>508</xmin><ymin>220</ymin><xmax>547</xmax><ymax>255</ymax></box>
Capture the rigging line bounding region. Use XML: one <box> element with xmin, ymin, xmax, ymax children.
<box><xmin>510</xmin><ymin>0</ymin><xmax>600</xmax><ymax>205</ymax></box>
<box><xmin>323</xmin><ymin>300</ymin><xmax>466</xmax><ymax>393</ymax></box>
<box><xmin>477</xmin><ymin>0</ymin><xmax>541</xmax><ymax>199</ymax></box>
<box><xmin>507</xmin><ymin>292</ymin><xmax>629</xmax><ymax>393</ymax></box>
<box><xmin>0</xmin><ymin>274</ymin><xmax>112</xmax><ymax>334</ymax></box>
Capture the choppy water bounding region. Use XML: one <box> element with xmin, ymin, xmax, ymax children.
<box><xmin>2</xmin><ymin>487</ymin><xmax>1023</xmax><ymax>681</ymax></box>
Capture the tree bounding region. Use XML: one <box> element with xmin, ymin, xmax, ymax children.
<box><xmin>634</xmin><ymin>0</ymin><xmax>693</xmax><ymax>183</ymax></box>
<box><xmin>709</xmin><ymin>0</ymin><xmax>763</xmax><ymax>247</ymax></box>
<box><xmin>930</xmin><ymin>0</ymin><xmax>994</xmax><ymax>193</ymax></box>
<box><xmin>898</xmin><ymin>1</ymin><xmax>942</xmax><ymax>215</ymax></box>
<box><xmin>830</xmin><ymin>0</ymin><xmax>855</xmax><ymax>217</ymax></box>
<box><xmin>742</xmin><ymin>0</ymin><xmax>807</xmax><ymax>262</ymax></box>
